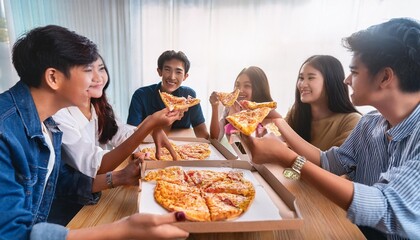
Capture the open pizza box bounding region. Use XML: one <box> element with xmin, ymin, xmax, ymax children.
<box><xmin>138</xmin><ymin>160</ymin><xmax>303</xmax><ymax>233</ymax></box>
<box><xmin>140</xmin><ymin>137</ymin><xmax>238</xmax><ymax>160</ymax></box>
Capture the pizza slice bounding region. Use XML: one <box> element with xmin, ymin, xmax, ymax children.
<box><xmin>216</xmin><ymin>89</ymin><xmax>240</xmax><ymax>107</ymax></box>
<box><xmin>204</xmin><ymin>178</ymin><xmax>255</xmax><ymax>197</ymax></box>
<box><xmin>154</xmin><ymin>181</ymin><xmax>211</xmax><ymax>221</ymax></box>
<box><xmin>240</xmin><ymin>100</ymin><xmax>277</xmax><ymax>110</ymax></box>
<box><xmin>159</xmin><ymin>90</ymin><xmax>200</xmax><ymax>111</ymax></box>
<box><xmin>144</xmin><ymin>166</ymin><xmax>189</xmax><ymax>185</ymax></box>
<box><xmin>203</xmin><ymin>192</ymin><xmax>243</xmax><ymax>221</ymax></box>
<box><xmin>212</xmin><ymin>192</ymin><xmax>254</xmax><ymax>213</ymax></box>
<box><xmin>186</xmin><ymin>170</ymin><xmax>227</xmax><ymax>188</ymax></box>
<box><xmin>225</xmin><ymin>107</ymin><xmax>272</xmax><ymax>135</ymax></box>
<box><xmin>178</xmin><ymin>143</ymin><xmax>211</xmax><ymax>160</ymax></box>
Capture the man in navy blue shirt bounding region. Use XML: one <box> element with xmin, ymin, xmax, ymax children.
<box><xmin>127</xmin><ymin>50</ymin><xmax>209</xmax><ymax>139</ymax></box>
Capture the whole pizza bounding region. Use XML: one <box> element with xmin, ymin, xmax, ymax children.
<box><xmin>144</xmin><ymin>166</ymin><xmax>255</xmax><ymax>221</ymax></box>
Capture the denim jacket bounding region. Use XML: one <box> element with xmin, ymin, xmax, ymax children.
<box><xmin>0</xmin><ymin>81</ymin><xmax>68</xmax><ymax>240</ymax></box>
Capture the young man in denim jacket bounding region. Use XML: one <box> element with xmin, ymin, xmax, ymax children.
<box><xmin>0</xmin><ymin>25</ymin><xmax>188</xmax><ymax>240</ymax></box>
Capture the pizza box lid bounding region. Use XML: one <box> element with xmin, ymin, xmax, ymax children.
<box><xmin>140</xmin><ymin>137</ymin><xmax>238</xmax><ymax>160</ymax></box>
<box><xmin>138</xmin><ymin>160</ymin><xmax>303</xmax><ymax>233</ymax></box>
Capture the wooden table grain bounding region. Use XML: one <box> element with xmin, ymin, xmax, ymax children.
<box><xmin>67</xmin><ymin>130</ymin><xmax>365</xmax><ymax>240</ymax></box>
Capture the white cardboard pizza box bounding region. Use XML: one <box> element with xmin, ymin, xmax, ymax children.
<box><xmin>140</xmin><ymin>137</ymin><xmax>238</xmax><ymax>160</ymax></box>
<box><xmin>138</xmin><ymin>160</ymin><xmax>303</xmax><ymax>233</ymax></box>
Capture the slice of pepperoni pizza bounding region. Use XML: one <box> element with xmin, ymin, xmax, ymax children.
<box><xmin>186</xmin><ymin>169</ymin><xmax>227</xmax><ymax>188</ymax></box>
<box><xmin>159</xmin><ymin>90</ymin><xmax>200</xmax><ymax>111</ymax></box>
<box><xmin>225</xmin><ymin>107</ymin><xmax>271</xmax><ymax>135</ymax></box>
<box><xmin>202</xmin><ymin>192</ymin><xmax>243</xmax><ymax>221</ymax></box>
<box><xmin>204</xmin><ymin>177</ymin><xmax>256</xmax><ymax>197</ymax></box>
<box><xmin>144</xmin><ymin>166</ymin><xmax>189</xmax><ymax>185</ymax></box>
<box><xmin>154</xmin><ymin>180</ymin><xmax>211</xmax><ymax>221</ymax></box>
<box><xmin>216</xmin><ymin>89</ymin><xmax>240</xmax><ymax>107</ymax></box>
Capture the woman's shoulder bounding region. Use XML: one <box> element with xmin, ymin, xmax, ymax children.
<box><xmin>341</xmin><ymin>112</ymin><xmax>362</xmax><ymax>120</ymax></box>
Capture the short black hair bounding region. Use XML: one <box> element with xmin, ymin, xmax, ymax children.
<box><xmin>157</xmin><ymin>50</ymin><xmax>190</xmax><ymax>73</ymax></box>
<box><xmin>12</xmin><ymin>25</ymin><xmax>98</xmax><ymax>87</ymax></box>
<box><xmin>343</xmin><ymin>18</ymin><xmax>420</xmax><ymax>92</ymax></box>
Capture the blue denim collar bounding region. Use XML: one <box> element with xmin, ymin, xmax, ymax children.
<box><xmin>9</xmin><ymin>81</ymin><xmax>59</xmax><ymax>137</ymax></box>
<box><xmin>9</xmin><ymin>81</ymin><xmax>43</xmax><ymax>138</ymax></box>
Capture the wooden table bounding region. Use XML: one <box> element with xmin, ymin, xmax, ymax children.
<box><xmin>67</xmin><ymin>130</ymin><xmax>365</xmax><ymax>239</ymax></box>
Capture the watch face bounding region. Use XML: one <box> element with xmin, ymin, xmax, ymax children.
<box><xmin>283</xmin><ymin>168</ymin><xmax>300</xmax><ymax>180</ymax></box>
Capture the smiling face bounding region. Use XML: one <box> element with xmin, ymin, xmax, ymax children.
<box><xmin>57</xmin><ymin>64</ymin><xmax>94</xmax><ymax>107</ymax></box>
<box><xmin>158</xmin><ymin>58</ymin><xmax>188</xmax><ymax>93</ymax></box>
<box><xmin>344</xmin><ymin>54</ymin><xmax>377</xmax><ymax>106</ymax></box>
<box><xmin>297</xmin><ymin>63</ymin><xmax>327</xmax><ymax>105</ymax></box>
<box><xmin>234</xmin><ymin>74</ymin><xmax>252</xmax><ymax>101</ymax></box>
<box><xmin>88</xmin><ymin>57</ymin><xmax>108</xmax><ymax>99</ymax></box>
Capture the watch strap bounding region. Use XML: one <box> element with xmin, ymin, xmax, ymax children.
<box><xmin>291</xmin><ymin>155</ymin><xmax>306</xmax><ymax>174</ymax></box>
<box><xmin>106</xmin><ymin>171</ymin><xmax>114</xmax><ymax>189</ymax></box>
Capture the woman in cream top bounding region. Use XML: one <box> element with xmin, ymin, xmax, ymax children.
<box><xmin>283</xmin><ymin>55</ymin><xmax>361</xmax><ymax>150</ymax></box>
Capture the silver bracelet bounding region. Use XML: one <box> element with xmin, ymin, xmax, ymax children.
<box><xmin>106</xmin><ymin>171</ymin><xmax>114</xmax><ymax>188</ymax></box>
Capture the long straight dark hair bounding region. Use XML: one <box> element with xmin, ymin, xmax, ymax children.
<box><xmin>287</xmin><ymin>55</ymin><xmax>359</xmax><ymax>142</ymax></box>
<box><xmin>91</xmin><ymin>56</ymin><xmax>118</xmax><ymax>144</ymax></box>
<box><xmin>235</xmin><ymin>66</ymin><xmax>274</xmax><ymax>102</ymax></box>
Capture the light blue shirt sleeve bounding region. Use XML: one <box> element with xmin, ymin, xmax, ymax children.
<box><xmin>30</xmin><ymin>223</ymin><xmax>68</xmax><ymax>240</ymax></box>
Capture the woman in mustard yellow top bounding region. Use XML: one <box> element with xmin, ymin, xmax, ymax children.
<box><xmin>284</xmin><ymin>55</ymin><xmax>361</xmax><ymax>150</ymax></box>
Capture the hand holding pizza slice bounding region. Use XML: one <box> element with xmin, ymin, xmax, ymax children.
<box><xmin>225</xmin><ymin>107</ymin><xmax>272</xmax><ymax>136</ymax></box>
<box><xmin>216</xmin><ymin>89</ymin><xmax>240</xmax><ymax>107</ymax></box>
<box><xmin>159</xmin><ymin>90</ymin><xmax>201</xmax><ymax>111</ymax></box>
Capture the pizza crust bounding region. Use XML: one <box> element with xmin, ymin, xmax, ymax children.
<box><xmin>240</xmin><ymin>100</ymin><xmax>277</xmax><ymax>110</ymax></box>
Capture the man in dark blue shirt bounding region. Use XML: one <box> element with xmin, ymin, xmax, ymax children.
<box><xmin>127</xmin><ymin>50</ymin><xmax>209</xmax><ymax>138</ymax></box>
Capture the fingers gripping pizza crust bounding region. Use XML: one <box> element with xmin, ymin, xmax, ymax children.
<box><xmin>159</xmin><ymin>90</ymin><xmax>201</xmax><ymax>111</ymax></box>
<box><xmin>216</xmin><ymin>89</ymin><xmax>240</xmax><ymax>107</ymax></box>
<box><xmin>144</xmin><ymin>167</ymin><xmax>255</xmax><ymax>221</ymax></box>
<box><xmin>225</xmin><ymin>107</ymin><xmax>272</xmax><ymax>135</ymax></box>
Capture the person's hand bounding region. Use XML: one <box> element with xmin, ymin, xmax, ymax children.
<box><xmin>150</xmin><ymin>108</ymin><xmax>183</xmax><ymax>129</ymax></box>
<box><xmin>209</xmin><ymin>91</ymin><xmax>219</xmax><ymax>106</ymax></box>
<box><xmin>152</xmin><ymin>128</ymin><xmax>178</xmax><ymax>160</ymax></box>
<box><xmin>132</xmin><ymin>151</ymin><xmax>149</xmax><ymax>161</ymax></box>
<box><xmin>120</xmin><ymin>212</ymin><xmax>189</xmax><ymax>239</ymax></box>
<box><xmin>240</xmin><ymin>133</ymin><xmax>297</xmax><ymax>166</ymax></box>
<box><xmin>117</xmin><ymin>157</ymin><xmax>142</xmax><ymax>186</ymax></box>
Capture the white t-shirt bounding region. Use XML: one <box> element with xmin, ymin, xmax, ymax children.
<box><xmin>53</xmin><ymin>106</ymin><xmax>138</xmax><ymax>178</ymax></box>
<box><xmin>41</xmin><ymin>122</ymin><xmax>55</xmax><ymax>190</ymax></box>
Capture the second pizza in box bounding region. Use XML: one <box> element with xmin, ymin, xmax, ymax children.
<box><xmin>139</xmin><ymin>138</ymin><xmax>237</xmax><ymax>161</ymax></box>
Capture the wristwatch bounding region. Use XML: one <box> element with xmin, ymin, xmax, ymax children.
<box><xmin>283</xmin><ymin>156</ymin><xmax>306</xmax><ymax>180</ymax></box>
<box><xmin>106</xmin><ymin>171</ymin><xmax>115</xmax><ymax>188</ymax></box>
